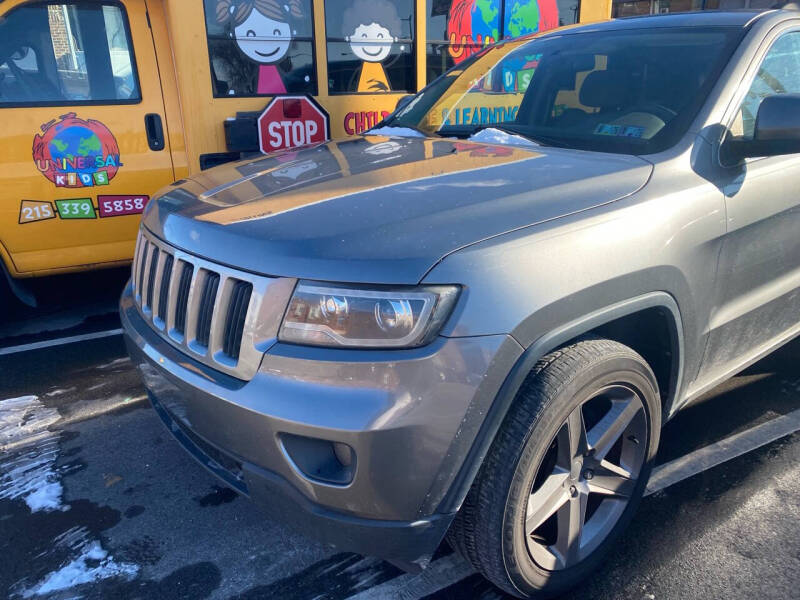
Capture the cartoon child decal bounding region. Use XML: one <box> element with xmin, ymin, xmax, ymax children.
<box><xmin>342</xmin><ymin>0</ymin><xmax>401</xmax><ymax>92</ymax></box>
<box><xmin>216</xmin><ymin>0</ymin><xmax>304</xmax><ymax>94</ymax></box>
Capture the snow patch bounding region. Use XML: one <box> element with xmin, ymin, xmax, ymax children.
<box><xmin>54</xmin><ymin>525</ymin><xmax>94</xmax><ymax>552</ymax></box>
<box><xmin>2</xmin><ymin>397</ymin><xmax>142</xmax><ymax>596</ymax></box>
<box><xmin>468</xmin><ymin>127</ymin><xmax>539</xmax><ymax>149</ymax></box>
<box><xmin>22</xmin><ymin>476</ymin><xmax>65</xmax><ymax>512</ymax></box>
<box><xmin>365</xmin><ymin>126</ymin><xmax>426</xmax><ymax>138</ymax></box>
<box><xmin>0</xmin><ymin>396</ymin><xmax>59</xmax><ymax>445</ymax></box>
<box><xmin>19</xmin><ymin>540</ymin><xmax>138</xmax><ymax>597</ymax></box>
<box><xmin>0</xmin><ymin>396</ymin><xmax>65</xmax><ymax>512</ymax></box>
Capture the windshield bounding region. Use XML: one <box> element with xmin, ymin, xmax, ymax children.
<box><xmin>383</xmin><ymin>26</ymin><xmax>745</xmax><ymax>155</ymax></box>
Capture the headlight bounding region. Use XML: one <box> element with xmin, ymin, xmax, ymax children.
<box><xmin>279</xmin><ymin>282</ymin><xmax>460</xmax><ymax>348</ymax></box>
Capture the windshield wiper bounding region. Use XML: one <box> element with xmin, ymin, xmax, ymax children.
<box><xmin>365</xmin><ymin>124</ymin><xmax>438</xmax><ymax>138</ymax></box>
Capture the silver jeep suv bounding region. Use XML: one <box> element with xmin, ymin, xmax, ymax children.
<box><xmin>122</xmin><ymin>10</ymin><xmax>800</xmax><ymax>597</ymax></box>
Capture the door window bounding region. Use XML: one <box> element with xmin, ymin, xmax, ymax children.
<box><xmin>324</xmin><ymin>0</ymin><xmax>415</xmax><ymax>94</ymax></box>
<box><xmin>0</xmin><ymin>2</ymin><xmax>140</xmax><ymax>105</ymax></box>
<box><xmin>731</xmin><ymin>32</ymin><xmax>800</xmax><ymax>139</ymax></box>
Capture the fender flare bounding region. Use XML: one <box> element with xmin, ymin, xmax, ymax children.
<box><xmin>436</xmin><ymin>291</ymin><xmax>683</xmax><ymax>514</ymax></box>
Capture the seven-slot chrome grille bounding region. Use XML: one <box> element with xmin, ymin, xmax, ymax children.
<box><xmin>132</xmin><ymin>228</ymin><xmax>296</xmax><ymax>380</ymax></box>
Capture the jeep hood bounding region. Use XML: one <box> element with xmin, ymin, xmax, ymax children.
<box><xmin>143</xmin><ymin>135</ymin><xmax>652</xmax><ymax>284</ymax></box>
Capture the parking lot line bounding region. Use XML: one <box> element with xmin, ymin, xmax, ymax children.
<box><xmin>645</xmin><ymin>407</ymin><xmax>800</xmax><ymax>496</ymax></box>
<box><xmin>0</xmin><ymin>329</ymin><xmax>123</xmax><ymax>356</ymax></box>
<box><xmin>344</xmin><ymin>409</ymin><xmax>800</xmax><ymax>599</ymax></box>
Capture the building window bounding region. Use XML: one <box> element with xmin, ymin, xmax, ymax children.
<box><xmin>426</xmin><ymin>0</ymin><xmax>578</xmax><ymax>84</ymax></box>
<box><xmin>611</xmin><ymin>0</ymin><xmax>774</xmax><ymax>18</ymax></box>
<box><xmin>0</xmin><ymin>2</ymin><xmax>139</xmax><ymax>106</ymax></box>
<box><xmin>325</xmin><ymin>0</ymin><xmax>415</xmax><ymax>94</ymax></box>
<box><xmin>204</xmin><ymin>0</ymin><xmax>316</xmax><ymax>97</ymax></box>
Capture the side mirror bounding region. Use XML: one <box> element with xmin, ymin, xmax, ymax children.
<box><xmin>723</xmin><ymin>94</ymin><xmax>800</xmax><ymax>163</ymax></box>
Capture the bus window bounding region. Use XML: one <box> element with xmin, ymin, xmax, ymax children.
<box><xmin>426</xmin><ymin>0</ymin><xmax>497</xmax><ymax>83</ymax></box>
<box><xmin>0</xmin><ymin>2</ymin><xmax>139</xmax><ymax>105</ymax></box>
<box><xmin>204</xmin><ymin>0</ymin><xmax>316</xmax><ymax>97</ymax></box>
<box><xmin>325</xmin><ymin>0</ymin><xmax>415</xmax><ymax>94</ymax></box>
<box><xmin>425</xmin><ymin>0</ymin><xmax>581</xmax><ymax>84</ymax></box>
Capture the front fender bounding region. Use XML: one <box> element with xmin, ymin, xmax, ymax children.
<box><xmin>432</xmin><ymin>291</ymin><xmax>683</xmax><ymax>516</ymax></box>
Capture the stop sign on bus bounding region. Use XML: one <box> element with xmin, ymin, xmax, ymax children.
<box><xmin>257</xmin><ymin>96</ymin><xmax>330</xmax><ymax>154</ymax></box>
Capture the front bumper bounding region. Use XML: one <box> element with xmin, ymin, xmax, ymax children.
<box><xmin>121</xmin><ymin>282</ymin><xmax>522</xmax><ymax>567</ymax></box>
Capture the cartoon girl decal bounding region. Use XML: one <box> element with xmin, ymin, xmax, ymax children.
<box><xmin>342</xmin><ymin>0</ymin><xmax>401</xmax><ymax>92</ymax></box>
<box><xmin>216</xmin><ymin>0</ymin><xmax>304</xmax><ymax>94</ymax></box>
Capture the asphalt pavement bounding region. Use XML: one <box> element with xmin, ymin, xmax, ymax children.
<box><xmin>1</xmin><ymin>269</ymin><xmax>799</xmax><ymax>600</ymax></box>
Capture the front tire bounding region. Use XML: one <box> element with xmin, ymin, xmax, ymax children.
<box><xmin>448</xmin><ymin>339</ymin><xmax>661</xmax><ymax>598</ymax></box>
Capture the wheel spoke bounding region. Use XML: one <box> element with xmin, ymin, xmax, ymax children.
<box><xmin>526</xmin><ymin>469</ymin><xmax>569</xmax><ymax>533</ymax></box>
<box><xmin>588</xmin><ymin>464</ymin><xmax>636</xmax><ymax>498</ymax></box>
<box><xmin>554</xmin><ymin>490</ymin><xmax>588</xmax><ymax>566</ymax></box>
<box><xmin>597</xmin><ymin>458</ymin><xmax>633</xmax><ymax>479</ymax></box>
<box><xmin>555</xmin><ymin>423</ymin><xmax>573</xmax><ymax>469</ymax></box>
<box><xmin>587</xmin><ymin>396</ymin><xmax>641</xmax><ymax>461</ymax></box>
<box><xmin>526</xmin><ymin>536</ymin><xmax>559</xmax><ymax>571</ymax></box>
<box><xmin>567</xmin><ymin>406</ymin><xmax>588</xmax><ymax>460</ymax></box>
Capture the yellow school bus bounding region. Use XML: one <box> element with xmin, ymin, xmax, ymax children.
<box><xmin>0</xmin><ymin>0</ymin><xmax>612</xmax><ymax>301</ymax></box>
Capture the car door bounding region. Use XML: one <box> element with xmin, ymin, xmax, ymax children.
<box><xmin>702</xmin><ymin>27</ymin><xmax>800</xmax><ymax>375</ymax></box>
<box><xmin>0</xmin><ymin>0</ymin><xmax>175</xmax><ymax>276</ymax></box>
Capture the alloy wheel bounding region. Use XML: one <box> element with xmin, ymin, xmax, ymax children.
<box><xmin>524</xmin><ymin>384</ymin><xmax>648</xmax><ymax>571</ymax></box>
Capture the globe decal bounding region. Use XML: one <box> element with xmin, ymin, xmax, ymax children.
<box><xmin>471</xmin><ymin>0</ymin><xmax>500</xmax><ymax>46</ymax></box>
<box><xmin>506</xmin><ymin>0</ymin><xmax>540</xmax><ymax>38</ymax></box>
<box><xmin>447</xmin><ymin>0</ymin><xmax>558</xmax><ymax>65</ymax></box>
<box><xmin>32</xmin><ymin>113</ymin><xmax>122</xmax><ymax>188</ymax></box>
<box><xmin>48</xmin><ymin>126</ymin><xmax>103</xmax><ymax>173</ymax></box>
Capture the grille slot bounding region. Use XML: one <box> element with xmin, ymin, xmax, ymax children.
<box><xmin>157</xmin><ymin>253</ymin><xmax>174</xmax><ymax>321</ymax></box>
<box><xmin>195</xmin><ymin>272</ymin><xmax>220</xmax><ymax>347</ymax></box>
<box><xmin>174</xmin><ymin>262</ymin><xmax>193</xmax><ymax>335</ymax></box>
<box><xmin>145</xmin><ymin>247</ymin><xmax>160</xmax><ymax>310</ymax></box>
<box><xmin>137</xmin><ymin>240</ymin><xmax>149</xmax><ymax>297</ymax></box>
<box><xmin>223</xmin><ymin>281</ymin><xmax>252</xmax><ymax>360</ymax></box>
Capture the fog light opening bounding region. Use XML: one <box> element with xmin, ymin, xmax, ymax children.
<box><xmin>279</xmin><ymin>433</ymin><xmax>356</xmax><ymax>486</ymax></box>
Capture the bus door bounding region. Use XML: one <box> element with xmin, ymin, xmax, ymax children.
<box><xmin>0</xmin><ymin>0</ymin><xmax>175</xmax><ymax>276</ymax></box>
